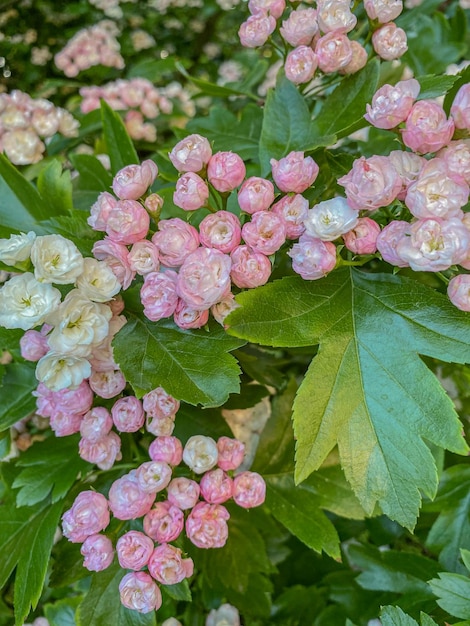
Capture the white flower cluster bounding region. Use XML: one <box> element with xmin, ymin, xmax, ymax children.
<box><xmin>0</xmin><ymin>233</ymin><xmax>122</xmax><ymax>391</ymax></box>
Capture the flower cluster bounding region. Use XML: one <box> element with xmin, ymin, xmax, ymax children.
<box><xmin>0</xmin><ymin>90</ymin><xmax>78</xmax><ymax>165</ymax></box>
<box><xmin>61</xmin><ymin>432</ymin><xmax>265</xmax><ymax>614</ymax></box>
<box><xmin>54</xmin><ymin>21</ymin><xmax>125</xmax><ymax>77</ymax></box>
<box><xmin>238</xmin><ymin>0</ymin><xmax>407</xmax><ymax>84</ymax></box>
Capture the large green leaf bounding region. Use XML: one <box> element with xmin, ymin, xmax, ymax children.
<box><xmin>0</xmin><ymin>363</ymin><xmax>38</xmax><ymax>432</ymax></box>
<box><xmin>226</xmin><ymin>269</ymin><xmax>469</xmax><ymax>529</ymax></box>
<box><xmin>101</xmin><ymin>100</ymin><xmax>139</xmax><ymax>175</ymax></box>
<box><xmin>70</xmin><ymin>153</ymin><xmax>113</xmax><ymax>211</ymax></box>
<box><xmin>380</xmin><ymin>606</ymin><xmax>438</xmax><ymax>626</ymax></box>
<box><xmin>36</xmin><ymin>160</ymin><xmax>73</xmax><ymax>216</ymax></box>
<box><xmin>428</xmin><ymin>571</ymin><xmax>470</xmax><ymax>619</ymax></box>
<box><xmin>113</xmin><ymin>312</ymin><xmax>245</xmax><ymax>407</ymax></box>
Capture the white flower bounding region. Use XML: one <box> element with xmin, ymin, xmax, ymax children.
<box><xmin>0</xmin><ymin>231</ymin><xmax>36</xmax><ymax>266</ymax></box>
<box><xmin>304</xmin><ymin>197</ymin><xmax>359</xmax><ymax>241</ymax></box>
<box><xmin>36</xmin><ymin>351</ymin><xmax>91</xmax><ymax>391</ymax></box>
<box><xmin>75</xmin><ymin>257</ymin><xmax>121</xmax><ymax>302</ymax></box>
<box><xmin>47</xmin><ymin>290</ymin><xmax>112</xmax><ymax>356</ymax></box>
<box><xmin>183</xmin><ymin>435</ymin><xmax>218</xmax><ymax>474</ymax></box>
<box><xmin>0</xmin><ymin>273</ymin><xmax>61</xmax><ymax>330</ymax></box>
<box><xmin>31</xmin><ymin>234</ymin><xmax>84</xmax><ymax>284</ymax></box>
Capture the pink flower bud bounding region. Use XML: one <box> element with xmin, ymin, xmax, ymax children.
<box><xmin>402</xmin><ymin>100</ymin><xmax>455</xmax><ymax>154</ymax></box>
<box><xmin>62</xmin><ymin>490</ymin><xmax>110</xmax><ymax>543</ymax></box>
<box><xmin>207</xmin><ymin>152</ymin><xmax>246</xmax><ymax>192</ymax></box>
<box><xmin>108</xmin><ymin>471</ymin><xmax>156</xmax><ymax>520</ymax></box>
<box><xmin>149</xmin><ymin>436</ymin><xmax>183</xmax><ymax>466</ymax></box>
<box><xmin>451</xmin><ymin>84</ymin><xmax>470</xmax><ymax>130</ymax></box>
<box><xmin>230</xmin><ymin>245</ymin><xmax>272</xmax><ymax>288</ymax></box>
<box><xmin>93</xmin><ymin>238</ymin><xmax>135</xmax><ymax>290</ymax></box>
<box><xmin>80</xmin><ymin>406</ymin><xmax>113</xmax><ymax>442</ymax></box>
<box><xmin>364</xmin><ymin>0</ymin><xmax>403</xmax><ymax>23</ymax></box>
<box><xmin>288</xmin><ymin>234</ymin><xmax>337</xmax><ymax>280</ymax></box>
<box><xmin>119</xmin><ymin>572</ymin><xmax>162</xmax><ymax>613</ymax></box>
<box><xmin>447</xmin><ymin>274</ymin><xmax>470</xmax><ymax>311</ymax></box>
<box><xmin>199</xmin><ymin>211</ymin><xmax>242</xmax><ymax>253</ymax></box>
<box><xmin>285</xmin><ymin>46</ymin><xmax>318</xmax><ymax>85</ymax></box>
<box><xmin>169</xmin><ymin>134</ymin><xmax>212</xmax><ymax>173</ymax></box>
<box><xmin>271</xmin><ymin>194</ymin><xmax>309</xmax><ymax>239</ymax></box>
<box><xmin>135</xmin><ymin>461</ymin><xmax>172</xmax><ymax>494</ymax></box>
<box><xmin>167</xmin><ymin>477</ymin><xmax>201</xmax><ymax>510</ymax></box>
<box><xmin>211</xmin><ymin>292</ymin><xmax>240</xmax><ymax>327</ymax></box>
<box><xmin>304</xmin><ymin>197</ymin><xmax>359</xmax><ymax>241</ymax></box>
<box><xmin>438</xmin><ymin>140</ymin><xmax>470</xmax><ymax>184</ymax></box>
<box><xmin>144</xmin><ymin>193</ymin><xmax>164</xmax><ymax>216</ymax></box>
<box><xmin>315</xmin><ymin>31</ymin><xmax>353</xmax><ymax>73</ymax></box>
<box><xmin>152</xmin><ymin>218</ymin><xmax>199</xmax><ymax>267</ymax></box>
<box><xmin>183</xmin><ymin>435</ymin><xmax>219</xmax><ymax>474</ymax></box>
<box><xmin>79</xmin><ymin>431</ymin><xmax>122</xmax><ymax>470</ymax></box>
<box><xmin>128</xmin><ymin>240</ymin><xmax>160</xmax><ymax>275</ymax></box>
<box><xmin>20</xmin><ymin>330</ymin><xmax>49</xmax><ymax>361</ymax></box>
<box><xmin>372</xmin><ymin>22</ymin><xmax>408</xmax><ymax>61</ymax></box>
<box><xmin>238</xmin><ymin>177</ymin><xmax>275</xmax><ymax>215</ymax></box>
<box><xmin>173</xmin><ymin>300</ymin><xmax>209</xmax><ymax>330</ymax></box>
<box><xmin>233</xmin><ymin>471</ymin><xmax>266</xmax><ymax>508</ymax></box>
<box><xmin>34</xmin><ymin>380</ymin><xmax>94</xmax><ymax>417</ymax></box>
<box><xmin>388</xmin><ymin>150</ymin><xmax>426</xmax><ymax>200</ymax></box>
<box><xmin>248</xmin><ymin>0</ymin><xmax>286</xmax><ymax>18</ymax></box>
<box><xmin>271</xmin><ymin>151</ymin><xmax>319</xmax><ymax>193</ymax></box>
<box><xmin>185</xmin><ymin>502</ymin><xmax>230</xmax><ymax>549</ymax></box>
<box><xmin>148</xmin><ymin>543</ymin><xmax>194</xmax><ymax>585</ymax></box>
<box><xmin>364</xmin><ymin>79</ymin><xmax>420</xmax><ymax>130</ymax></box>
<box><xmin>80</xmin><ymin>533</ymin><xmax>114</xmax><ymax>572</ymax></box>
<box><xmin>200</xmin><ymin>468</ymin><xmax>233</xmax><ymax>504</ymax></box>
<box><xmin>117</xmin><ymin>530</ymin><xmax>154</xmax><ymax>570</ymax></box>
<box><xmin>112</xmin><ymin>396</ymin><xmax>145</xmax><ymax>432</ymax></box>
<box><xmin>49</xmin><ymin>411</ymin><xmax>83</xmax><ymax>437</ymax></box>
<box><xmin>338</xmin><ymin>40</ymin><xmax>368</xmax><ymax>75</ymax></box>
<box><xmin>280</xmin><ymin>8</ymin><xmax>319</xmax><ymax>46</ymax></box>
<box><xmin>376</xmin><ymin>220</ymin><xmax>410</xmax><ymax>267</ymax></box>
<box><xmin>242</xmin><ymin>210</ymin><xmax>287</xmax><ymax>255</ymax></box>
<box><xmin>317</xmin><ymin>0</ymin><xmax>357</xmax><ymax>33</ymax></box>
<box><xmin>238</xmin><ymin>14</ymin><xmax>276</xmax><ymax>48</ymax></box>
<box><xmin>173</xmin><ymin>172</ymin><xmax>209</xmax><ymax>211</ymax></box>
<box><xmin>217</xmin><ymin>436</ymin><xmax>246</xmax><ymax>471</ymax></box>
<box><xmin>143</xmin><ymin>501</ymin><xmax>184</xmax><ymax>543</ymax></box>
<box><xmin>140</xmin><ymin>270</ymin><xmax>179</xmax><ymax>321</ymax></box>
<box><xmin>343</xmin><ymin>217</ymin><xmax>381</xmax><ymax>254</ymax></box>
<box><xmin>177</xmin><ymin>247</ymin><xmax>232</xmax><ymax>309</ymax></box>
<box><xmin>143</xmin><ymin>386</ymin><xmax>180</xmax><ymax>419</ymax></box>
<box><xmin>112</xmin><ymin>160</ymin><xmax>158</xmax><ymax>200</ymax></box>
<box><xmin>338</xmin><ymin>155</ymin><xmax>401</xmax><ymax>211</ymax></box>
<box><xmin>105</xmin><ymin>200</ymin><xmax>150</xmax><ymax>245</ymax></box>
<box><xmin>89</xmin><ymin>369</ymin><xmax>126</xmax><ymax>399</ymax></box>
<box><xmin>146</xmin><ymin>415</ymin><xmax>175</xmax><ymax>437</ymax></box>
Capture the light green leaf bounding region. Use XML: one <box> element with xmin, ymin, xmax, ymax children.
<box><xmin>460</xmin><ymin>549</ymin><xmax>470</xmax><ymax>572</ymax></box>
<box><xmin>227</xmin><ymin>269</ymin><xmax>469</xmax><ymax>529</ymax></box>
<box><xmin>162</xmin><ymin>580</ymin><xmax>191</xmax><ymax>602</ymax></box>
<box><xmin>70</xmin><ymin>153</ymin><xmax>113</xmax><ymax>191</ymax></box>
<box><xmin>258</xmin><ymin>73</ymin><xmax>335</xmax><ymax>175</ymax></box>
<box><xmin>76</xmin><ymin>560</ymin><xmax>157</xmax><ymax>626</ymax></box>
<box><xmin>37</xmin><ymin>160</ymin><xmax>73</xmax><ymax>216</ymax></box>
<box><xmin>0</xmin><ymin>363</ymin><xmax>38</xmax><ymax>432</ymax></box>
<box><xmin>44</xmin><ymin>597</ymin><xmax>82</xmax><ymax>626</ymax></box>
<box><xmin>113</xmin><ymin>312</ymin><xmax>245</xmax><ymax>407</ymax></box>
<box><xmin>380</xmin><ymin>606</ymin><xmax>418</xmax><ymax>626</ymax></box>
<box><xmin>101</xmin><ymin>100</ymin><xmax>139</xmax><ymax>175</ymax></box>
<box><xmin>416</xmin><ymin>74</ymin><xmax>460</xmax><ymax>100</ymax></box>
<box><xmin>13</xmin><ymin>435</ymin><xmax>91</xmax><ymax>506</ymax></box>
<box><xmin>428</xmin><ymin>572</ymin><xmax>470</xmax><ymax>619</ymax></box>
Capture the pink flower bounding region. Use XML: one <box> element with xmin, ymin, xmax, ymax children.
<box><xmin>343</xmin><ymin>217</ymin><xmax>381</xmax><ymax>254</ymax></box>
<box><xmin>143</xmin><ymin>387</ymin><xmax>180</xmax><ymax>419</ymax></box>
<box><xmin>80</xmin><ymin>407</ymin><xmax>113</xmax><ymax>442</ymax></box>
<box><xmin>451</xmin><ymin>84</ymin><xmax>470</xmax><ymax>130</ymax></box>
<box><xmin>364</xmin><ymin>79</ymin><xmax>420</xmax><ymax>130</ymax></box>
<box><xmin>79</xmin><ymin>431</ymin><xmax>122</xmax><ymax>470</ymax></box>
<box><xmin>317</xmin><ymin>0</ymin><xmax>357</xmax><ymax>33</ymax></box>
<box><xmin>117</xmin><ymin>530</ymin><xmax>154</xmax><ymax>570</ymax></box>
<box><xmin>149</xmin><ymin>436</ymin><xmax>183</xmax><ymax>466</ymax></box>
<box><xmin>338</xmin><ymin>40</ymin><xmax>368</xmax><ymax>75</ymax></box>
<box><xmin>80</xmin><ymin>533</ymin><xmax>114</xmax><ymax>572</ymax></box>
<box><xmin>242</xmin><ymin>210</ymin><xmax>287</xmax><ymax>255</ymax></box>
<box><xmin>199</xmin><ymin>211</ymin><xmax>242</xmax><ymax>253</ymax></box>
<box><xmin>230</xmin><ymin>245</ymin><xmax>272</xmax><ymax>288</ymax></box>
<box><xmin>447</xmin><ymin>274</ymin><xmax>470</xmax><ymax>311</ymax></box>
<box><xmin>207</xmin><ymin>151</ymin><xmax>246</xmax><ymax>192</ymax></box>
<box><xmin>148</xmin><ymin>544</ymin><xmax>194</xmax><ymax>585</ymax></box>
<box><xmin>176</xmin><ymin>247</ymin><xmax>232</xmax><ymax>309</ymax></box>
<box><xmin>20</xmin><ymin>329</ymin><xmax>49</xmax><ymax>361</ymax></box>
<box><xmin>315</xmin><ymin>31</ymin><xmax>353</xmax><ymax>73</ymax></box>
<box><xmin>271</xmin><ymin>151</ymin><xmax>319</xmax><ymax>193</ymax></box>
<box><xmin>108</xmin><ymin>471</ymin><xmax>156</xmax><ymax>520</ymax></box>
<box><xmin>304</xmin><ymin>197</ymin><xmax>359</xmax><ymax>241</ymax></box>
<box><xmin>200</xmin><ymin>468</ymin><xmax>233</xmax><ymax>504</ymax></box>
<box><xmin>144</xmin><ymin>193</ymin><xmax>164</xmax><ymax>218</ymax></box>
<box><xmin>217</xmin><ymin>436</ymin><xmax>246</xmax><ymax>471</ymax></box>
<box><xmin>128</xmin><ymin>240</ymin><xmax>160</xmax><ymax>276</ymax></box>
<box><xmin>93</xmin><ymin>238</ymin><xmax>135</xmax><ymax>290</ymax></box>
<box><xmin>112</xmin><ymin>396</ymin><xmax>145</xmax><ymax>432</ymax></box>
<box><xmin>185</xmin><ymin>502</ymin><xmax>230</xmax><ymax>549</ymax></box>
<box><xmin>402</xmin><ymin>100</ymin><xmax>455</xmax><ymax>154</ymax></box>
<box><xmin>288</xmin><ymin>234</ymin><xmax>337</xmax><ymax>280</ymax></box>
<box><xmin>376</xmin><ymin>220</ymin><xmax>411</xmax><ymax>267</ymax></box>
<box><xmin>105</xmin><ymin>200</ymin><xmax>150</xmax><ymax>245</ymax></box>
<box><xmin>285</xmin><ymin>46</ymin><xmax>318</xmax><ymax>85</ymax></box>
<box><xmin>34</xmin><ymin>380</ymin><xmax>93</xmax><ymax>417</ymax></box>
<box><xmin>364</xmin><ymin>0</ymin><xmax>403</xmax><ymax>23</ymax></box>
<box><xmin>140</xmin><ymin>270</ymin><xmax>179</xmax><ymax>321</ymax></box>
<box><xmin>169</xmin><ymin>134</ymin><xmax>212</xmax><ymax>173</ymax></box>
<box><xmin>248</xmin><ymin>0</ymin><xmax>285</xmax><ymax>18</ymax></box>
<box><xmin>135</xmin><ymin>461</ymin><xmax>172</xmax><ymax>494</ymax></box>
<box><xmin>372</xmin><ymin>22</ymin><xmax>408</xmax><ymax>61</ymax></box>
<box><xmin>49</xmin><ymin>411</ymin><xmax>83</xmax><ymax>437</ymax></box>
<box><xmin>119</xmin><ymin>572</ymin><xmax>162</xmax><ymax>613</ymax></box>
<box><xmin>167</xmin><ymin>477</ymin><xmax>201</xmax><ymax>510</ymax></box>
<box><xmin>211</xmin><ymin>293</ymin><xmax>240</xmax><ymax>327</ymax></box>
<box><xmin>143</xmin><ymin>500</ymin><xmax>184</xmax><ymax>543</ymax></box>
<box><xmin>146</xmin><ymin>415</ymin><xmax>175</xmax><ymax>437</ymax></box>
<box><xmin>280</xmin><ymin>8</ymin><xmax>318</xmax><ymax>46</ymax></box>
<box><xmin>388</xmin><ymin>150</ymin><xmax>426</xmax><ymax>200</ymax></box>
<box><xmin>238</xmin><ymin>14</ymin><xmax>276</xmax><ymax>48</ymax></box>
<box><xmin>112</xmin><ymin>160</ymin><xmax>158</xmax><ymax>200</ymax></box>
<box><xmin>62</xmin><ymin>491</ymin><xmax>110</xmax><ymax>543</ymax></box>
<box><xmin>173</xmin><ymin>172</ymin><xmax>209</xmax><ymax>211</ymax></box>
<box><xmin>173</xmin><ymin>300</ymin><xmax>209</xmax><ymax>330</ymax></box>
<box><xmin>338</xmin><ymin>155</ymin><xmax>401</xmax><ymax>211</ymax></box>
<box><xmin>271</xmin><ymin>194</ymin><xmax>309</xmax><ymax>239</ymax></box>
<box><xmin>233</xmin><ymin>471</ymin><xmax>266</xmax><ymax>508</ymax></box>
<box><xmin>89</xmin><ymin>369</ymin><xmax>126</xmax><ymax>399</ymax></box>
<box><xmin>152</xmin><ymin>218</ymin><xmax>199</xmax><ymax>267</ymax></box>
<box><xmin>238</xmin><ymin>177</ymin><xmax>275</xmax><ymax>215</ymax></box>
<box><xmin>438</xmin><ymin>140</ymin><xmax>470</xmax><ymax>184</ymax></box>
<box><xmin>88</xmin><ymin>192</ymin><xmax>118</xmax><ymax>231</ymax></box>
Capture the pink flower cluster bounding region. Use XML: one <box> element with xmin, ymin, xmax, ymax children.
<box><xmin>61</xmin><ymin>433</ymin><xmax>266</xmax><ymax>614</ymax></box>
<box><xmin>238</xmin><ymin>0</ymin><xmax>407</xmax><ymax>85</ymax></box>
<box><xmin>0</xmin><ymin>90</ymin><xmax>78</xmax><ymax>165</ymax></box>
<box><xmin>54</xmin><ymin>21</ymin><xmax>125</xmax><ymax>78</ymax></box>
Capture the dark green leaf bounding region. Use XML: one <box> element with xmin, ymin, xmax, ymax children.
<box><xmin>380</xmin><ymin>606</ymin><xmax>418</xmax><ymax>626</ymax></box>
<box><xmin>113</xmin><ymin>313</ymin><xmax>244</xmax><ymax>407</ymax></box>
<box><xmin>444</xmin><ymin>65</ymin><xmax>470</xmax><ymax>115</ymax></box>
<box><xmin>272</xmin><ymin>585</ymin><xmax>325</xmax><ymax>625</ymax></box>
<box><xmin>70</xmin><ymin>153</ymin><xmax>113</xmax><ymax>191</ymax></box>
<box><xmin>0</xmin><ymin>327</ymin><xmax>23</xmax><ymax>352</ymax></box>
<box><xmin>227</xmin><ymin>269</ymin><xmax>469</xmax><ymax>529</ymax></box>
<box><xmin>50</xmin><ymin>538</ymin><xmax>89</xmax><ymax>588</ymax></box>
<box><xmin>176</xmin><ymin>62</ymin><xmax>258</xmax><ymax>101</ymax></box>
<box><xmin>429</xmin><ymin>572</ymin><xmax>470</xmax><ymax>619</ymax></box>
<box><xmin>36</xmin><ymin>160</ymin><xmax>73</xmax><ymax>216</ymax></box>
<box><xmin>44</xmin><ymin>597</ymin><xmax>82</xmax><ymax>626</ymax></box>
<box><xmin>0</xmin><ymin>363</ymin><xmax>37</xmax><ymax>432</ymax></box>
<box><xmin>162</xmin><ymin>579</ymin><xmax>191</xmax><ymax>602</ymax></box>
<box><xmin>101</xmin><ymin>100</ymin><xmax>139</xmax><ymax>175</ymax></box>
<box><xmin>223</xmin><ymin>382</ymin><xmax>269</xmax><ymax>410</ymax></box>
<box><xmin>39</xmin><ymin>211</ymin><xmax>101</xmax><ymax>256</ymax></box>
<box><xmin>416</xmin><ymin>74</ymin><xmax>460</xmax><ymax>101</ymax></box>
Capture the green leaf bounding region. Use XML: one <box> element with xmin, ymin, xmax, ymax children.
<box><xmin>162</xmin><ymin>579</ymin><xmax>191</xmax><ymax>602</ymax></box>
<box><xmin>44</xmin><ymin>597</ymin><xmax>82</xmax><ymax>626</ymax></box>
<box><xmin>416</xmin><ymin>74</ymin><xmax>460</xmax><ymax>101</ymax></box>
<box><xmin>101</xmin><ymin>100</ymin><xmax>139</xmax><ymax>175</ymax></box>
<box><xmin>13</xmin><ymin>435</ymin><xmax>91</xmax><ymax>506</ymax></box>
<box><xmin>461</xmin><ymin>549</ymin><xmax>470</xmax><ymax>572</ymax></box>
<box><xmin>258</xmin><ymin>73</ymin><xmax>335</xmax><ymax>175</ymax></box>
<box><xmin>0</xmin><ymin>154</ymin><xmax>50</xmax><ymax>234</ymax></box>
<box><xmin>76</xmin><ymin>560</ymin><xmax>157</xmax><ymax>626</ymax></box>
<box><xmin>428</xmin><ymin>572</ymin><xmax>470</xmax><ymax>619</ymax></box>
<box><xmin>0</xmin><ymin>485</ymin><xmax>63</xmax><ymax>626</ymax></box>
<box><xmin>113</xmin><ymin>312</ymin><xmax>244</xmax><ymax>407</ymax></box>
<box><xmin>309</xmin><ymin>60</ymin><xmax>380</xmax><ymax>140</ymax></box>
<box><xmin>226</xmin><ymin>269</ymin><xmax>469</xmax><ymax>529</ymax></box>
<box><xmin>0</xmin><ymin>363</ymin><xmax>38</xmax><ymax>432</ymax></box>
<box><xmin>444</xmin><ymin>65</ymin><xmax>470</xmax><ymax>115</ymax></box>
<box><xmin>380</xmin><ymin>606</ymin><xmax>418</xmax><ymax>626</ymax></box>
<box><xmin>36</xmin><ymin>160</ymin><xmax>73</xmax><ymax>216</ymax></box>
<box><xmin>0</xmin><ymin>327</ymin><xmax>23</xmax><ymax>352</ymax></box>
<box><xmin>176</xmin><ymin>61</ymin><xmax>258</xmax><ymax>101</ymax></box>
<box><xmin>70</xmin><ymin>153</ymin><xmax>113</xmax><ymax>191</ymax></box>
<box><xmin>39</xmin><ymin>211</ymin><xmax>100</xmax><ymax>255</ymax></box>
<box><xmin>186</xmin><ymin>104</ymin><xmax>263</xmax><ymax>161</ymax></box>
